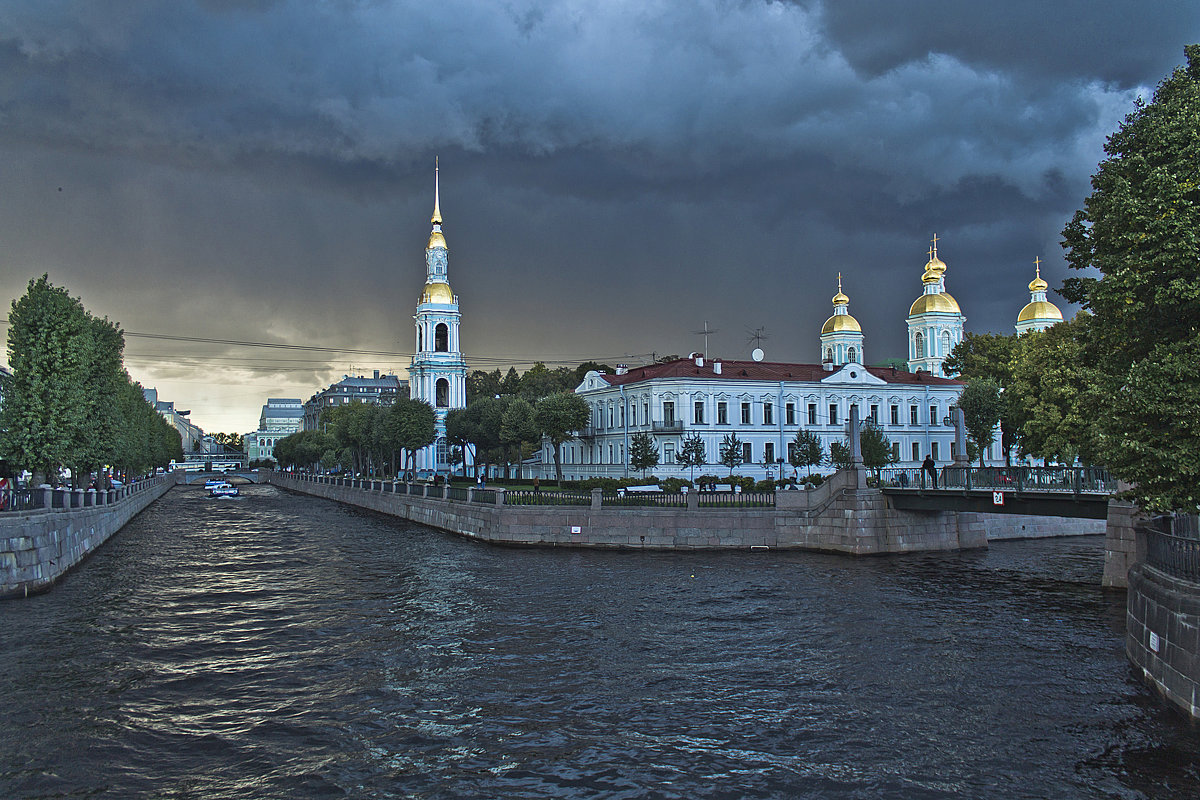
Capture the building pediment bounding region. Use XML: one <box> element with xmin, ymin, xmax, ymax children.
<box><xmin>821</xmin><ymin>364</ymin><xmax>886</xmax><ymax>386</ymax></box>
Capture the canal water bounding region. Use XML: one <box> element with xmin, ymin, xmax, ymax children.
<box><xmin>2</xmin><ymin>485</ymin><xmax>1198</xmax><ymax>799</ymax></box>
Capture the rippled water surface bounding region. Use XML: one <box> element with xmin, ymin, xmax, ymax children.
<box><xmin>2</xmin><ymin>484</ymin><xmax>1199</xmax><ymax>798</ymax></box>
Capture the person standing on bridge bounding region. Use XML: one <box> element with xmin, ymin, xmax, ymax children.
<box><xmin>922</xmin><ymin>455</ymin><xmax>938</xmax><ymax>489</ymax></box>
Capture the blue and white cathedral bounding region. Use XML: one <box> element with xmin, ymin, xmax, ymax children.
<box><xmin>906</xmin><ymin>236</ymin><xmax>966</xmax><ymax>376</ymax></box>
<box><xmin>410</xmin><ymin>161</ymin><xmax>468</xmax><ymax>474</ymax></box>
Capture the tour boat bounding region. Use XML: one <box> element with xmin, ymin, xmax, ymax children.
<box><xmin>208</xmin><ymin>482</ymin><xmax>239</xmax><ymax>498</ymax></box>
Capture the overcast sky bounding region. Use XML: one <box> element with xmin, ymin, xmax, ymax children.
<box><xmin>2</xmin><ymin>1</ymin><xmax>1197</xmax><ymax>434</ymax></box>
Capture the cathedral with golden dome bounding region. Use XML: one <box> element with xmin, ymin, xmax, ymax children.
<box><xmin>410</xmin><ymin>160</ymin><xmax>468</xmax><ymax>473</ymax></box>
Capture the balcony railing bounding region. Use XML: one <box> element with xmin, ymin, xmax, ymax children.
<box><xmin>652</xmin><ymin>421</ymin><xmax>684</xmax><ymax>433</ymax></box>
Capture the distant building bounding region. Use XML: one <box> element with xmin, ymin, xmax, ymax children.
<box><xmin>303</xmin><ymin>370</ymin><xmax>407</xmax><ymax>431</ymax></box>
<box><xmin>245</xmin><ymin>398</ymin><xmax>304</xmax><ymax>464</ymax></box>
<box><xmin>143</xmin><ymin>387</ymin><xmax>205</xmax><ymax>452</ymax></box>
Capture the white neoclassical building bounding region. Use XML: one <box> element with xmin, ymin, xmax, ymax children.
<box><xmin>409</xmin><ymin>162</ymin><xmax>468</xmax><ymax>473</ymax></box>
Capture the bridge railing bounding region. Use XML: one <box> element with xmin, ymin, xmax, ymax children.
<box><xmin>878</xmin><ymin>466</ymin><xmax>1112</xmax><ymax>494</ymax></box>
<box><xmin>1141</xmin><ymin>514</ymin><xmax>1200</xmax><ymax>583</ymax></box>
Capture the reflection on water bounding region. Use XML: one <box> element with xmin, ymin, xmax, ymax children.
<box><xmin>1</xmin><ymin>485</ymin><xmax>1197</xmax><ymax>799</ymax></box>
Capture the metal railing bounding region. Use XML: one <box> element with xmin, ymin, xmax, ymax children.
<box><xmin>445</xmin><ymin>486</ymin><xmax>470</xmax><ymax>501</ymax></box>
<box><xmin>699</xmin><ymin>491</ymin><xmax>776</xmax><ymax>508</ymax></box>
<box><xmin>877</xmin><ymin>466</ymin><xmax>1112</xmax><ymax>494</ymax></box>
<box><xmin>603</xmin><ymin>492</ymin><xmax>688</xmax><ymax>508</ymax></box>
<box><xmin>1142</xmin><ymin>514</ymin><xmax>1200</xmax><ymax>583</ymax></box>
<box><xmin>504</xmin><ymin>490</ymin><xmax>592</xmax><ymax>506</ymax></box>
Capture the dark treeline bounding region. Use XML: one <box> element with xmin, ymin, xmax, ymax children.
<box><xmin>0</xmin><ymin>275</ymin><xmax>183</xmax><ymax>487</ymax></box>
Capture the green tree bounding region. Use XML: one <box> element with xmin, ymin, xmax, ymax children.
<box><xmin>629</xmin><ymin>432</ymin><xmax>659</xmax><ymax>477</ymax></box>
<box><xmin>829</xmin><ymin>440</ymin><xmax>853</xmax><ymax>470</ymax></box>
<box><xmin>1058</xmin><ymin>45</ymin><xmax>1200</xmax><ymax>508</ymax></box>
<box><xmin>499</xmin><ymin>398</ymin><xmax>539</xmax><ymax>478</ymax></box>
<box><xmin>1008</xmin><ymin>316</ymin><xmax>1101</xmax><ymax>465</ymax></box>
<box><xmin>859</xmin><ymin>422</ymin><xmax>898</xmax><ymax>475</ymax></box>
<box><xmin>945</xmin><ymin>332</ymin><xmax>1022</xmax><ymax>461</ymax></box>
<box><xmin>392</xmin><ymin>397</ymin><xmax>437</xmax><ymax>476</ymax></box>
<box><xmin>0</xmin><ymin>276</ymin><xmax>92</xmax><ymax>484</ymax></box>
<box><xmin>789</xmin><ymin>430</ymin><xmax>824</xmax><ymax>478</ymax></box>
<box><xmin>957</xmin><ymin>378</ymin><xmax>1004</xmax><ymax>467</ymax></box>
<box><xmin>533</xmin><ymin>392</ymin><xmax>590</xmax><ymax>485</ymax></box>
<box><xmin>676</xmin><ymin>433</ymin><xmax>707</xmax><ymax>481</ymax></box>
<box><xmin>718</xmin><ymin>433</ymin><xmax>743</xmax><ymax>475</ymax></box>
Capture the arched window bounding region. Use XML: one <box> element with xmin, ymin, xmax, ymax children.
<box><xmin>847</xmin><ymin>347</ymin><xmax>858</xmax><ymax>363</ymax></box>
<box><xmin>435</xmin><ymin>323</ymin><xmax>449</xmax><ymax>352</ymax></box>
<box><xmin>417</xmin><ymin>327</ymin><xmax>423</xmax><ymax>351</ymax></box>
<box><xmin>940</xmin><ymin>330</ymin><xmax>951</xmax><ymax>358</ymax></box>
<box><xmin>824</xmin><ymin>348</ymin><xmax>833</xmax><ymax>362</ymax></box>
<box><xmin>436</xmin><ymin>378</ymin><xmax>449</xmax><ymax>407</ymax></box>
<box><xmin>915</xmin><ymin>332</ymin><xmax>925</xmax><ymax>358</ymax></box>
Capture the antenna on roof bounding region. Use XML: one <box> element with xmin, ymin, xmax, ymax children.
<box><xmin>693</xmin><ymin>320</ymin><xmax>717</xmax><ymax>360</ymax></box>
<box><xmin>746</xmin><ymin>325</ymin><xmax>769</xmax><ymax>350</ymax></box>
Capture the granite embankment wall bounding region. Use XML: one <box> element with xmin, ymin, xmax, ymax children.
<box><xmin>264</xmin><ymin>471</ymin><xmax>1113</xmax><ymax>554</ymax></box>
<box><xmin>0</xmin><ymin>475</ymin><xmax>174</xmax><ymax>599</ymax></box>
<box><xmin>1127</xmin><ymin>562</ymin><xmax>1200</xmax><ymax>720</ymax></box>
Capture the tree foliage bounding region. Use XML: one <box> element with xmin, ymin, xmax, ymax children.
<box><xmin>676</xmin><ymin>433</ymin><xmax>707</xmax><ymax>480</ymax></box>
<box><xmin>0</xmin><ymin>275</ymin><xmax>180</xmax><ymax>484</ymax></box>
<box><xmin>1058</xmin><ymin>45</ymin><xmax>1200</xmax><ymax>509</ymax></box>
<box><xmin>859</xmin><ymin>422</ymin><xmax>898</xmax><ymax>474</ymax></box>
<box><xmin>718</xmin><ymin>433</ymin><xmax>743</xmax><ymax>474</ymax></box>
<box><xmin>534</xmin><ymin>391</ymin><xmax>590</xmax><ymax>484</ymax></box>
<box><xmin>629</xmin><ymin>432</ymin><xmax>659</xmax><ymax>477</ymax></box>
<box><xmin>789</xmin><ymin>429</ymin><xmax>824</xmax><ymax>476</ymax></box>
<box><xmin>956</xmin><ymin>378</ymin><xmax>1004</xmax><ymax>467</ymax></box>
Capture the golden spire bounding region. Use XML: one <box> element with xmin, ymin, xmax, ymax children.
<box><xmin>431</xmin><ymin>156</ymin><xmax>442</xmax><ymax>225</ymax></box>
<box><xmin>922</xmin><ymin>233</ymin><xmax>947</xmax><ymax>283</ymax></box>
<box><xmin>832</xmin><ymin>272</ymin><xmax>849</xmax><ymax>305</ymax></box>
<box><xmin>1028</xmin><ymin>256</ymin><xmax>1048</xmax><ymax>292</ymax></box>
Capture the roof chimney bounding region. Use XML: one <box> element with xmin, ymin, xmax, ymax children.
<box><xmin>374</xmin><ymin>369</ymin><xmax>380</xmax><ymax>380</ymax></box>
<box><xmin>693</xmin><ymin>353</ymin><xmax>704</xmax><ymax>367</ymax></box>
<box><xmin>713</xmin><ymin>359</ymin><xmax>722</xmax><ymax>375</ymax></box>
<box><xmin>822</xmin><ymin>360</ymin><xmax>835</xmax><ymax>372</ymax></box>
<box><xmin>615</xmin><ymin>364</ymin><xmax>628</xmax><ymax>376</ymax></box>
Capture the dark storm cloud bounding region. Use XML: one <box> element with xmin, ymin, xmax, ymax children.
<box><xmin>0</xmin><ymin>0</ymin><xmax>1196</xmax><ymax>430</ymax></box>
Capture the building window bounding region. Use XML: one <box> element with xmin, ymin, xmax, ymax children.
<box><xmin>742</xmin><ymin>442</ymin><xmax>752</xmax><ymax>464</ymax></box>
<box><xmin>870</xmin><ymin>404</ymin><xmax>879</xmax><ymax>425</ymax></box>
<box><xmin>930</xmin><ymin>405</ymin><xmax>938</xmax><ymax>425</ymax></box>
<box><xmin>825</xmin><ymin>347</ymin><xmax>833</xmax><ymax>362</ymax></box>
<box><xmin>631</xmin><ymin>404</ymin><xmax>637</xmax><ymax>426</ymax></box>
<box><xmin>764</xmin><ymin>441</ymin><xmax>775</xmax><ymax>464</ymax></box>
<box><xmin>931</xmin><ymin>441</ymin><xmax>940</xmax><ymax>460</ymax></box>
<box><xmin>717</xmin><ymin>401</ymin><xmax>728</xmax><ymax>425</ymax></box>
<box><xmin>941</xmin><ymin>330</ymin><xmax>951</xmax><ymax>358</ymax></box>
<box><xmin>608</xmin><ymin>444</ymin><xmax>613</xmax><ymax>463</ymax></box>
<box><xmin>620</xmin><ymin>405</ymin><xmax>625</xmax><ymax>427</ymax></box>
<box><xmin>915</xmin><ymin>332</ymin><xmax>925</xmax><ymax>359</ymax></box>
<box><xmin>763</xmin><ymin>403</ymin><xmax>773</xmax><ymax>425</ymax></box>
<box><xmin>892</xmin><ymin>442</ymin><xmax>901</xmax><ymax>461</ymax></box>
<box><xmin>829</xmin><ymin>404</ymin><xmax>838</xmax><ymax>425</ymax></box>
<box><xmin>910</xmin><ymin>405</ymin><xmax>919</xmax><ymax>426</ymax></box>
<box><xmin>694</xmin><ymin>400</ymin><xmax>705</xmax><ymax>424</ymax></box>
<box><xmin>848</xmin><ymin>347</ymin><xmax>858</xmax><ymax>363</ymax></box>
<box><xmin>436</xmin><ymin>378</ymin><xmax>449</xmax><ymax>407</ymax></box>
<box><xmin>741</xmin><ymin>402</ymin><xmax>751</xmax><ymax>424</ymax></box>
<box><xmin>663</xmin><ymin>401</ymin><xmax>675</xmax><ymax>426</ymax></box>
<box><xmin>435</xmin><ymin>323</ymin><xmax>449</xmax><ymax>352</ymax></box>
<box><xmin>788</xmin><ymin>442</ymin><xmax>798</xmax><ymax>463</ymax></box>
<box><xmin>786</xmin><ymin>403</ymin><xmax>795</xmax><ymax>425</ymax></box>
<box><xmin>890</xmin><ymin>405</ymin><xmax>899</xmax><ymax>426</ymax></box>
<box><xmin>664</xmin><ymin>443</ymin><xmax>675</xmax><ymax>463</ymax></box>
<box><xmin>644</xmin><ymin>402</ymin><xmax>649</xmax><ymax>424</ymax></box>
<box><xmin>609</xmin><ymin>406</ymin><xmax>614</xmax><ymax>428</ymax></box>
<box><xmin>912</xmin><ymin>442</ymin><xmax>921</xmax><ymax>462</ymax></box>
<box><xmin>808</xmin><ymin>403</ymin><xmax>817</xmax><ymax>426</ymax></box>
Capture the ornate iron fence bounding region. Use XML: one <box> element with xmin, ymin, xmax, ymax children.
<box><xmin>445</xmin><ymin>487</ymin><xmax>469</xmax><ymax>501</ymax></box>
<box><xmin>879</xmin><ymin>466</ymin><xmax>1112</xmax><ymax>494</ymax></box>
<box><xmin>505</xmin><ymin>490</ymin><xmax>592</xmax><ymax>506</ymax></box>
<box><xmin>602</xmin><ymin>492</ymin><xmax>688</xmax><ymax>508</ymax></box>
<box><xmin>698</xmin><ymin>491</ymin><xmax>775</xmax><ymax>508</ymax></box>
<box><xmin>1142</xmin><ymin>515</ymin><xmax>1200</xmax><ymax>583</ymax></box>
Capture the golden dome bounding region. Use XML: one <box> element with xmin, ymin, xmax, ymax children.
<box><xmin>1017</xmin><ymin>300</ymin><xmax>1062</xmax><ymax>324</ymax></box>
<box><xmin>1028</xmin><ymin>275</ymin><xmax>1049</xmax><ymax>293</ymax></box>
<box><xmin>832</xmin><ymin>290</ymin><xmax>849</xmax><ymax>305</ymax></box>
<box><xmin>427</xmin><ymin>230</ymin><xmax>447</xmax><ymax>250</ymax></box>
<box><xmin>909</xmin><ymin>291</ymin><xmax>962</xmax><ymax>316</ymax></box>
<box><xmin>822</xmin><ymin>313</ymin><xmax>862</xmax><ymax>334</ymax></box>
<box><xmin>420</xmin><ymin>281</ymin><xmax>454</xmax><ymax>304</ymax></box>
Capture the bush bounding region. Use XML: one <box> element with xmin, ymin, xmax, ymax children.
<box><xmin>753</xmin><ymin>479</ymin><xmax>776</xmax><ymax>492</ymax></box>
<box><xmin>660</xmin><ymin>477</ymin><xmax>693</xmax><ymax>493</ymax></box>
<box><xmin>803</xmin><ymin>473</ymin><xmax>826</xmax><ymax>488</ymax></box>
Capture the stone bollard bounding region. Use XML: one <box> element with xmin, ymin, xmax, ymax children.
<box><xmin>494</xmin><ymin>488</ymin><xmax>506</xmax><ymax>506</ymax></box>
<box><xmin>686</xmin><ymin>490</ymin><xmax>699</xmax><ymax>511</ymax></box>
<box><xmin>73</xmin><ymin>488</ymin><xmax>85</xmax><ymax>508</ymax></box>
<box><xmin>591</xmin><ymin>488</ymin><xmax>603</xmax><ymax>510</ymax></box>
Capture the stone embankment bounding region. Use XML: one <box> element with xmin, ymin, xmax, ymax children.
<box><xmin>268</xmin><ymin>471</ymin><xmax>1101</xmax><ymax>554</ymax></box>
<box><xmin>0</xmin><ymin>474</ymin><xmax>174</xmax><ymax>599</ymax></box>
